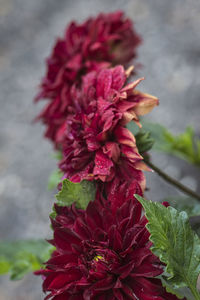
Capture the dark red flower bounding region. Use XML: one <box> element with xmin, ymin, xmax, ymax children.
<box><xmin>37</xmin><ymin>196</ymin><xmax>180</xmax><ymax>299</ymax></box>
<box><xmin>105</xmin><ymin>178</ymin><xmax>143</xmax><ymax>213</ymax></box>
<box><xmin>35</xmin><ymin>11</ymin><xmax>141</xmax><ymax>147</ymax></box>
<box><xmin>59</xmin><ymin>65</ymin><xmax>158</xmax><ymax>190</ymax></box>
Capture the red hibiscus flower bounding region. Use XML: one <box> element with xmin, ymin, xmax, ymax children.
<box><xmin>37</xmin><ymin>196</ymin><xmax>180</xmax><ymax>299</ymax></box>
<box><xmin>35</xmin><ymin>11</ymin><xmax>141</xmax><ymax>147</ymax></box>
<box><xmin>59</xmin><ymin>65</ymin><xmax>158</xmax><ymax>190</ymax></box>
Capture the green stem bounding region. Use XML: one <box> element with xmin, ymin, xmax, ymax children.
<box><xmin>145</xmin><ymin>159</ymin><xmax>200</xmax><ymax>202</ymax></box>
<box><xmin>189</xmin><ymin>284</ymin><xmax>200</xmax><ymax>300</ymax></box>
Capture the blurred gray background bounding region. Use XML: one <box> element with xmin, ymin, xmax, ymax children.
<box><xmin>0</xmin><ymin>0</ymin><xmax>200</xmax><ymax>298</ymax></box>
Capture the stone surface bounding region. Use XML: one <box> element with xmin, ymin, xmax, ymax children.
<box><xmin>0</xmin><ymin>0</ymin><xmax>200</xmax><ymax>298</ymax></box>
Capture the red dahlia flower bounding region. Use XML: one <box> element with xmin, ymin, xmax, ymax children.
<box><xmin>59</xmin><ymin>65</ymin><xmax>158</xmax><ymax>190</ymax></box>
<box><xmin>37</xmin><ymin>198</ymin><xmax>179</xmax><ymax>299</ymax></box>
<box><xmin>35</xmin><ymin>11</ymin><xmax>141</xmax><ymax>146</ymax></box>
<box><xmin>105</xmin><ymin>178</ymin><xmax>143</xmax><ymax>213</ymax></box>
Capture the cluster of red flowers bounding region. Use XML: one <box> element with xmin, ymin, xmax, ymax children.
<box><xmin>35</xmin><ymin>11</ymin><xmax>141</xmax><ymax>147</ymax></box>
<box><xmin>36</xmin><ymin>11</ymin><xmax>180</xmax><ymax>300</ymax></box>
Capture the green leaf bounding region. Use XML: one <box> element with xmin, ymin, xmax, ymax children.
<box><xmin>162</xmin><ymin>196</ymin><xmax>200</xmax><ymax>217</ymax></box>
<box><xmin>135</xmin><ymin>129</ymin><xmax>154</xmax><ymax>154</ymax></box>
<box><xmin>142</xmin><ymin>121</ymin><xmax>200</xmax><ymax>166</ymax></box>
<box><xmin>193</xmin><ymin>225</ymin><xmax>200</xmax><ymax>239</ymax></box>
<box><xmin>56</xmin><ymin>179</ymin><xmax>96</xmax><ymax>210</ymax></box>
<box><xmin>48</xmin><ymin>169</ymin><xmax>63</xmax><ymax>190</ymax></box>
<box><xmin>0</xmin><ymin>240</ymin><xmax>54</xmax><ymax>280</ymax></box>
<box><xmin>160</xmin><ymin>275</ymin><xmax>193</xmax><ymax>299</ymax></box>
<box><xmin>136</xmin><ymin>195</ymin><xmax>200</xmax><ymax>300</ymax></box>
<box><xmin>49</xmin><ymin>205</ymin><xmax>57</xmax><ymax>220</ymax></box>
<box><xmin>0</xmin><ymin>259</ymin><xmax>10</xmax><ymax>275</ymax></box>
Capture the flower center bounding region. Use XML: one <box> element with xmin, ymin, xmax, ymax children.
<box><xmin>93</xmin><ymin>255</ymin><xmax>104</xmax><ymax>262</ymax></box>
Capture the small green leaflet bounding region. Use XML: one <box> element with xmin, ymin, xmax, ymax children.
<box><xmin>48</xmin><ymin>169</ymin><xmax>63</xmax><ymax>190</ymax></box>
<box><xmin>136</xmin><ymin>195</ymin><xmax>200</xmax><ymax>300</ymax></box>
<box><xmin>55</xmin><ymin>179</ymin><xmax>96</xmax><ymax>210</ymax></box>
<box><xmin>0</xmin><ymin>240</ymin><xmax>54</xmax><ymax>280</ymax></box>
<box><xmin>126</xmin><ymin>122</ymin><xmax>154</xmax><ymax>154</ymax></box>
<box><xmin>135</xmin><ymin>130</ymin><xmax>154</xmax><ymax>154</ymax></box>
<box><xmin>140</xmin><ymin>122</ymin><xmax>171</xmax><ymax>152</ymax></box>
<box><xmin>162</xmin><ymin>196</ymin><xmax>200</xmax><ymax>218</ymax></box>
<box><xmin>141</xmin><ymin>122</ymin><xmax>200</xmax><ymax>166</ymax></box>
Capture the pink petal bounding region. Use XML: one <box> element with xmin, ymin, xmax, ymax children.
<box><xmin>96</xmin><ymin>69</ymin><xmax>112</xmax><ymax>98</ymax></box>
<box><xmin>114</xmin><ymin>126</ymin><xmax>136</xmax><ymax>148</ymax></box>
<box><xmin>111</xmin><ymin>65</ymin><xmax>126</xmax><ymax>90</ymax></box>
<box><xmin>102</xmin><ymin>142</ymin><xmax>120</xmax><ymax>162</ymax></box>
<box><xmin>93</xmin><ymin>150</ymin><xmax>114</xmax><ymax>179</ymax></box>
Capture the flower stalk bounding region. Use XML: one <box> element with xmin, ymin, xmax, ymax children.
<box><xmin>145</xmin><ymin>159</ymin><xmax>200</xmax><ymax>201</ymax></box>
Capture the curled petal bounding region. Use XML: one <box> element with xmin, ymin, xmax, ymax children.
<box><xmin>125</xmin><ymin>65</ymin><xmax>134</xmax><ymax>78</ymax></box>
<box><xmin>133</xmin><ymin>91</ymin><xmax>159</xmax><ymax>116</ymax></box>
<box><xmin>134</xmin><ymin>161</ymin><xmax>152</xmax><ymax>172</ymax></box>
<box><xmin>121</xmin><ymin>77</ymin><xmax>144</xmax><ymax>93</ymax></box>
<box><xmin>114</xmin><ymin>126</ymin><xmax>136</xmax><ymax>148</ymax></box>
<box><xmin>102</xmin><ymin>142</ymin><xmax>121</xmax><ymax>163</ymax></box>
